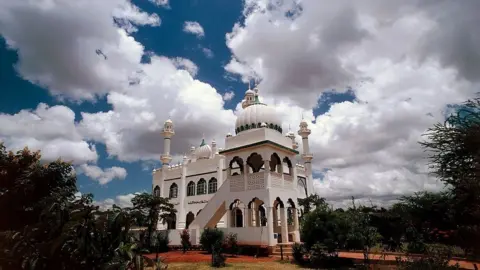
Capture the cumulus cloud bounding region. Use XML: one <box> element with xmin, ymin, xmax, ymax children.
<box><xmin>202</xmin><ymin>47</ymin><xmax>214</xmax><ymax>58</ymax></box>
<box><xmin>78</xmin><ymin>164</ymin><xmax>127</xmax><ymax>185</ymax></box>
<box><xmin>227</xmin><ymin>0</ymin><xmax>480</xmax><ymax>205</ymax></box>
<box><xmin>78</xmin><ymin>56</ymin><xmax>236</xmax><ymax>161</ymax></box>
<box><xmin>171</xmin><ymin>57</ymin><xmax>199</xmax><ymax>77</ymax></box>
<box><xmin>0</xmin><ymin>0</ymin><xmax>159</xmax><ymax>100</ymax></box>
<box><xmin>222</xmin><ymin>91</ymin><xmax>235</xmax><ymax>101</ymax></box>
<box><xmin>148</xmin><ymin>0</ymin><xmax>169</xmax><ymax>7</ymax></box>
<box><xmin>183</xmin><ymin>21</ymin><xmax>205</xmax><ymax>38</ymax></box>
<box><xmin>0</xmin><ymin>0</ymin><xmax>236</xmax><ymax>163</ymax></box>
<box><xmin>94</xmin><ymin>193</ymin><xmax>139</xmax><ymax>210</ymax></box>
<box><xmin>0</xmin><ymin>104</ymin><xmax>97</xmax><ymax>164</ymax></box>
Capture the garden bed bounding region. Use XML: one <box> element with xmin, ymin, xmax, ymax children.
<box><xmin>145</xmin><ymin>250</ymin><xmax>276</xmax><ymax>263</ymax></box>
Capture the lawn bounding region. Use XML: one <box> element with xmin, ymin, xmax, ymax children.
<box><xmin>166</xmin><ymin>261</ymin><xmax>300</xmax><ymax>270</ymax></box>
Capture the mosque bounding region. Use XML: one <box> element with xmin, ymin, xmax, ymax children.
<box><xmin>152</xmin><ymin>86</ymin><xmax>314</xmax><ymax>252</ymax></box>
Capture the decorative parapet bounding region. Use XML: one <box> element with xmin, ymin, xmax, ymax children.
<box><xmin>271</xmin><ymin>173</ymin><xmax>282</xmax><ymax>188</ymax></box>
<box><xmin>230</xmin><ymin>174</ymin><xmax>244</xmax><ymax>192</ymax></box>
<box><xmin>301</xmin><ymin>153</ymin><xmax>313</xmax><ymax>160</ymax></box>
<box><xmin>247</xmin><ymin>172</ymin><xmax>265</xmax><ymax>190</ymax></box>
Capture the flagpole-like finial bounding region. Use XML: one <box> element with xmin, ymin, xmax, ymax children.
<box><xmin>248</xmin><ymin>80</ymin><xmax>251</xmax><ymax>90</ymax></box>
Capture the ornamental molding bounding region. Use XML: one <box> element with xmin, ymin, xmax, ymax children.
<box><xmin>188</xmin><ymin>200</ymin><xmax>208</xmax><ymax>204</ymax></box>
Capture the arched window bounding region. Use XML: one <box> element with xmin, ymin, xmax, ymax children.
<box><xmin>186</xmin><ymin>212</ymin><xmax>195</xmax><ymax>229</ymax></box>
<box><xmin>153</xmin><ymin>185</ymin><xmax>160</xmax><ymax>197</ymax></box>
<box><xmin>169</xmin><ymin>183</ymin><xmax>178</xmax><ymax>198</ymax></box>
<box><xmin>197</xmin><ymin>179</ymin><xmax>207</xmax><ymax>195</ymax></box>
<box><xmin>208</xmin><ymin>178</ymin><xmax>217</xmax><ymax>194</ymax></box>
<box><xmin>187</xmin><ymin>181</ymin><xmax>196</xmax><ymax>196</ymax></box>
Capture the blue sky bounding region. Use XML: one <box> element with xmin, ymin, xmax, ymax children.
<box><xmin>1</xmin><ymin>0</ymin><xmax>478</xmax><ymax>208</ymax></box>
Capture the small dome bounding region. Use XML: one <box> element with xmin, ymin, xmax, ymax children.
<box><xmin>261</xmin><ymin>122</ymin><xmax>267</xmax><ymax>127</ymax></box>
<box><xmin>195</xmin><ymin>138</ymin><xmax>212</xmax><ymax>159</ymax></box>
<box><xmin>245</xmin><ymin>89</ymin><xmax>255</xmax><ymax>95</ymax></box>
<box><xmin>286</xmin><ymin>130</ymin><xmax>295</xmax><ymax>137</ymax></box>
<box><xmin>226</xmin><ymin>132</ymin><xmax>232</xmax><ymax>137</ymax></box>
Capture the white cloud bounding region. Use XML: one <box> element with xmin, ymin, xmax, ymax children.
<box><xmin>94</xmin><ymin>192</ymin><xmax>140</xmax><ymax>210</ymax></box>
<box><xmin>183</xmin><ymin>21</ymin><xmax>205</xmax><ymax>38</ymax></box>
<box><xmin>0</xmin><ymin>0</ymin><xmax>236</xmax><ymax>164</ymax></box>
<box><xmin>202</xmin><ymin>47</ymin><xmax>214</xmax><ymax>58</ymax></box>
<box><xmin>222</xmin><ymin>91</ymin><xmax>235</xmax><ymax>101</ymax></box>
<box><xmin>148</xmin><ymin>0</ymin><xmax>169</xmax><ymax>7</ymax></box>
<box><xmin>227</xmin><ymin>0</ymin><xmax>480</xmax><ymax>205</ymax></box>
<box><xmin>77</xmin><ymin>56</ymin><xmax>236</xmax><ymax>162</ymax></box>
<box><xmin>78</xmin><ymin>164</ymin><xmax>127</xmax><ymax>185</ymax></box>
<box><xmin>0</xmin><ymin>104</ymin><xmax>97</xmax><ymax>164</ymax></box>
<box><xmin>171</xmin><ymin>57</ymin><xmax>199</xmax><ymax>77</ymax></box>
<box><xmin>0</xmin><ymin>0</ymin><xmax>159</xmax><ymax>100</ymax></box>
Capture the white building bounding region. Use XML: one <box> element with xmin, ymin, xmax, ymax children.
<box><xmin>152</xmin><ymin>87</ymin><xmax>314</xmax><ymax>252</ymax></box>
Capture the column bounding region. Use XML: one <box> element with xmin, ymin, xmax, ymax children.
<box><xmin>244</xmin><ymin>164</ymin><xmax>249</xmax><ymax>191</ymax></box>
<box><xmin>293</xmin><ymin>209</ymin><xmax>300</xmax><ymax>242</ymax></box>
<box><xmin>280</xmin><ymin>207</ymin><xmax>289</xmax><ymax>243</ymax></box>
<box><xmin>217</xmin><ymin>158</ymin><xmax>224</xmax><ymax>186</ymax></box>
<box><xmin>272</xmin><ymin>207</ymin><xmax>278</xmax><ymax>230</ymax></box>
<box><xmin>177</xmin><ymin>165</ymin><xmax>187</xmax><ymax>230</ymax></box>
<box><xmin>267</xmin><ymin>206</ymin><xmax>276</xmax><ymax>246</ymax></box>
<box><xmin>264</xmin><ymin>159</ymin><xmax>271</xmax><ymax>188</ymax></box>
<box><xmin>255</xmin><ymin>207</ymin><xmax>261</xmax><ymax>227</ymax></box>
<box><xmin>226</xmin><ymin>209</ymin><xmax>232</xmax><ymax>228</ymax></box>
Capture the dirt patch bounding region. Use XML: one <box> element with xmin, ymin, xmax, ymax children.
<box><xmin>145</xmin><ymin>250</ymin><xmax>276</xmax><ymax>263</ymax></box>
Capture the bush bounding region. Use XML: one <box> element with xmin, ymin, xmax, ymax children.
<box><xmin>154</xmin><ymin>231</ymin><xmax>170</xmax><ymax>253</ymax></box>
<box><xmin>200</xmin><ymin>228</ymin><xmax>224</xmax><ymax>254</ymax></box>
<box><xmin>211</xmin><ymin>239</ymin><xmax>226</xmax><ymax>267</ymax></box>
<box><xmin>397</xmin><ymin>244</ymin><xmax>459</xmax><ymax>270</ymax></box>
<box><xmin>180</xmin><ymin>229</ymin><xmax>191</xmax><ymax>254</ymax></box>
<box><xmin>292</xmin><ymin>242</ymin><xmax>306</xmax><ymax>264</ymax></box>
<box><xmin>224</xmin><ymin>233</ymin><xmax>239</xmax><ymax>256</ymax></box>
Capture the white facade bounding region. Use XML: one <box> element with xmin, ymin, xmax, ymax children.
<box><xmin>152</xmin><ymin>87</ymin><xmax>314</xmax><ymax>251</ymax></box>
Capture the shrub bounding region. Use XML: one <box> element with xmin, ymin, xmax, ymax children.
<box><xmin>397</xmin><ymin>244</ymin><xmax>459</xmax><ymax>270</ymax></box>
<box><xmin>292</xmin><ymin>242</ymin><xmax>306</xmax><ymax>264</ymax></box>
<box><xmin>200</xmin><ymin>228</ymin><xmax>224</xmax><ymax>254</ymax></box>
<box><xmin>224</xmin><ymin>233</ymin><xmax>239</xmax><ymax>256</ymax></box>
<box><xmin>211</xmin><ymin>238</ymin><xmax>226</xmax><ymax>267</ymax></box>
<box><xmin>180</xmin><ymin>229</ymin><xmax>191</xmax><ymax>254</ymax></box>
<box><xmin>309</xmin><ymin>243</ymin><xmax>328</xmax><ymax>268</ymax></box>
<box><xmin>155</xmin><ymin>231</ymin><xmax>170</xmax><ymax>253</ymax></box>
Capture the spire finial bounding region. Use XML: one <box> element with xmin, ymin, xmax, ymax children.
<box><xmin>248</xmin><ymin>80</ymin><xmax>251</xmax><ymax>90</ymax></box>
<box><xmin>200</xmin><ymin>133</ymin><xmax>206</xmax><ymax>146</ymax></box>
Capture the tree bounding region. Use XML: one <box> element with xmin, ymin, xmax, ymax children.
<box><xmin>130</xmin><ymin>193</ymin><xmax>176</xmax><ymax>251</ymax></box>
<box><xmin>180</xmin><ymin>229</ymin><xmax>191</xmax><ymax>254</ymax></box>
<box><xmin>347</xmin><ymin>199</ymin><xmax>382</xmax><ymax>264</ymax></box>
<box><xmin>0</xmin><ymin>145</ymin><xmax>142</xmax><ymax>269</ymax></box>
<box><xmin>297</xmin><ymin>194</ymin><xmax>328</xmax><ymax>218</ymax></box>
<box><xmin>300</xmin><ymin>206</ymin><xmax>349</xmax><ymax>252</ymax></box>
<box><xmin>420</xmin><ymin>96</ymin><xmax>480</xmax><ymax>256</ymax></box>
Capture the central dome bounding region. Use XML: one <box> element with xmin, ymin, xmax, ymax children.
<box><xmin>235</xmin><ymin>88</ymin><xmax>282</xmax><ymax>134</ymax></box>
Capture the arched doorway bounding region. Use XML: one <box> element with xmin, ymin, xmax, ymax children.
<box><xmin>167</xmin><ymin>213</ymin><xmax>176</xmax><ymax>230</ymax></box>
<box><xmin>186</xmin><ymin>212</ymin><xmax>195</xmax><ymax>229</ymax></box>
<box><xmin>234</xmin><ymin>208</ymin><xmax>243</xmax><ymax>227</ymax></box>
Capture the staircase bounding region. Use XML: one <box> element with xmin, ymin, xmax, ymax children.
<box><xmin>272</xmin><ymin>243</ymin><xmax>294</xmax><ymax>259</ymax></box>
<box><xmin>189</xmin><ymin>178</ymin><xmax>230</xmax><ymax>229</ymax></box>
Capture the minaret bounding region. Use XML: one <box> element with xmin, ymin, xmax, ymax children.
<box><xmin>298</xmin><ymin>119</ymin><xmax>314</xmax><ymax>196</ymax></box>
<box><xmin>211</xmin><ymin>139</ymin><xmax>217</xmax><ymax>158</ymax></box>
<box><xmin>286</xmin><ymin>125</ymin><xmax>299</xmax><ymax>150</ymax></box>
<box><xmin>160</xmin><ymin>119</ymin><xmax>174</xmax><ymax>197</ymax></box>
